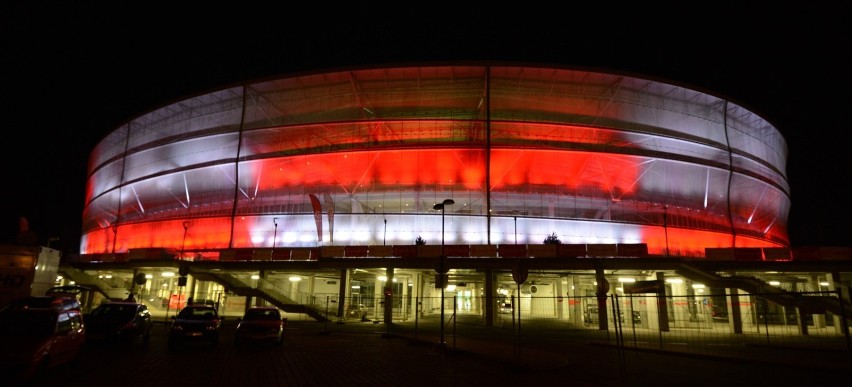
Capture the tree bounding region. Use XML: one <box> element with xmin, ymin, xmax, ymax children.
<box><xmin>543</xmin><ymin>232</ymin><xmax>561</xmax><ymax>244</ymax></box>
<box><xmin>415</xmin><ymin>236</ymin><xmax>426</xmax><ymax>245</ymax></box>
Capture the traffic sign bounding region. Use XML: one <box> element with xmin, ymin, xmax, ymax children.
<box><xmin>511</xmin><ymin>260</ymin><xmax>528</xmax><ymax>284</ymax></box>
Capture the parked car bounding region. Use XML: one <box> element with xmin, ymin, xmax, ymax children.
<box><xmin>84</xmin><ymin>301</ymin><xmax>153</xmax><ymax>345</ymax></box>
<box><xmin>498</xmin><ymin>302</ymin><xmax>513</xmax><ymax>314</ymax></box>
<box><xmin>584</xmin><ymin>307</ymin><xmax>641</xmax><ymax>325</ymax></box>
<box><xmin>0</xmin><ymin>295</ymin><xmax>81</xmax><ymax>313</ymax></box>
<box><xmin>234</xmin><ymin>307</ymin><xmax>286</xmax><ymax>346</ymax></box>
<box><xmin>168</xmin><ymin>305</ymin><xmax>222</xmax><ymax>349</ymax></box>
<box><xmin>346</xmin><ymin>304</ymin><xmax>369</xmax><ymax>320</ymax></box>
<box><xmin>624</xmin><ymin>310</ymin><xmax>642</xmax><ymax>325</ymax></box>
<box><xmin>0</xmin><ymin>302</ymin><xmax>86</xmax><ymax>382</ymax></box>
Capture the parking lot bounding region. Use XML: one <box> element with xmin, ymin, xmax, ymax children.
<box><xmin>19</xmin><ymin>319</ymin><xmax>552</xmax><ymax>387</ymax></box>
<box><xmin>12</xmin><ymin>313</ymin><xmax>849</xmax><ymax>387</ymax></box>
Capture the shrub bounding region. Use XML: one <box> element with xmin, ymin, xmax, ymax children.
<box><xmin>543</xmin><ymin>232</ymin><xmax>561</xmax><ymax>244</ymax></box>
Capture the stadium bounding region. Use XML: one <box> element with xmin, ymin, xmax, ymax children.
<box><xmin>63</xmin><ymin>64</ymin><xmax>851</xmax><ymax>341</ymax></box>
<box><xmin>81</xmin><ymin>64</ymin><xmax>790</xmax><ymax>257</ymax></box>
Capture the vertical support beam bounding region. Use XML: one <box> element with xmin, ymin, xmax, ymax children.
<box><xmin>256</xmin><ymin>268</ymin><xmax>266</xmax><ymax>307</ymax></box>
<box><xmin>384</xmin><ymin>268</ymin><xmax>394</xmax><ymax>324</ymax></box>
<box><xmin>555</xmin><ymin>277</ymin><xmax>565</xmax><ymax>319</ymax></box>
<box><xmin>484</xmin><ymin>269</ymin><xmax>494</xmax><ymax>326</ymax></box>
<box><xmin>595</xmin><ymin>265</ymin><xmax>609</xmax><ymax>330</ymax></box>
<box><xmin>567</xmin><ymin>275</ymin><xmax>582</xmax><ymax>325</ymax></box>
<box><xmin>337</xmin><ymin>268</ymin><xmax>350</xmax><ymax>318</ymax></box>
<box><xmin>656</xmin><ymin>271</ymin><xmax>670</xmax><ymax>332</ymax></box>
<box><xmin>811</xmin><ymin>275</ymin><xmax>826</xmax><ymax>328</ymax></box>
<box><xmin>485</xmin><ymin>67</ymin><xmax>491</xmax><ymax>244</ymax></box>
<box><xmin>728</xmin><ymin>288</ymin><xmax>743</xmax><ymax>334</ymax></box>
<box><xmin>830</xmin><ymin>271</ymin><xmax>848</xmax><ymax>334</ymax></box>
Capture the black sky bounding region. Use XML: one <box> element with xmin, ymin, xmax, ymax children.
<box><xmin>2</xmin><ymin>4</ymin><xmax>850</xmax><ymax>254</ymax></box>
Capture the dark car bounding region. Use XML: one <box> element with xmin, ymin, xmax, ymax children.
<box><xmin>168</xmin><ymin>305</ymin><xmax>222</xmax><ymax>349</ymax></box>
<box><xmin>0</xmin><ymin>304</ymin><xmax>86</xmax><ymax>382</ymax></box>
<box><xmin>84</xmin><ymin>301</ymin><xmax>153</xmax><ymax>345</ymax></box>
<box><xmin>0</xmin><ymin>295</ymin><xmax>81</xmax><ymax>313</ymax></box>
<box><xmin>234</xmin><ymin>307</ymin><xmax>286</xmax><ymax>346</ymax></box>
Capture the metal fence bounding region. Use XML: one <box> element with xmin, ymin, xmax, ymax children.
<box><xmin>299</xmin><ymin>290</ymin><xmax>852</xmax><ymax>368</ymax></box>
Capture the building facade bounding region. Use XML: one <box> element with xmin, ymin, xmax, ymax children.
<box><xmin>80</xmin><ymin>64</ymin><xmax>790</xmax><ymax>258</ymax></box>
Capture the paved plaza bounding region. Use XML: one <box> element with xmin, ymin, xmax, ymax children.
<box><xmin>15</xmin><ymin>310</ymin><xmax>851</xmax><ymax>387</ymax></box>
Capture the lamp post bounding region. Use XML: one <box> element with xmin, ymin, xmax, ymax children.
<box><xmin>181</xmin><ymin>221</ymin><xmax>190</xmax><ymax>259</ymax></box>
<box><xmin>432</xmin><ymin>198</ymin><xmax>454</xmax><ymax>346</ymax></box>
<box><xmin>272</xmin><ymin>218</ymin><xmax>279</xmax><ymax>258</ymax></box>
<box><xmin>663</xmin><ymin>205</ymin><xmax>669</xmax><ymax>257</ymax></box>
<box><xmin>514</xmin><ymin>216</ymin><xmax>517</xmax><ymax>244</ymax></box>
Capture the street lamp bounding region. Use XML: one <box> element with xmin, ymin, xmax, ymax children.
<box><xmin>432</xmin><ymin>198</ymin><xmax>454</xmax><ymax>346</ymax></box>
<box><xmin>272</xmin><ymin>218</ymin><xmax>279</xmax><ymax>258</ymax></box>
<box><xmin>663</xmin><ymin>205</ymin><xmax>669</xmax><ymax>257</ymax></box>
<box><xmin>181</xmin><ymin>221</ymin><xmax>190</xmax><ymax>259</ymax></box>
<box><xmin>514</xmin><ymin>216</ymin><xmax>517</xmax><ymax>244</ymax></box>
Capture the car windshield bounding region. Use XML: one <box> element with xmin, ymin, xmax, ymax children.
<box><xmin>178</xmin><ymin>308</ymin><xmax>216</xmax><ymax>319</ymax></box>
<box><xmin>0</xmin><ymin>310</ymin><xmax>56</xmax><ymax>336</ymax></box>
<box><xmin>244</xmin><ymin>309</ymin><xmax>280</xmax><ymax>320</ymax></box>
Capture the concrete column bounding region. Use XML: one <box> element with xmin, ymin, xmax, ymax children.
<box><xmin>257</xmin><ymin>269</ymin><xmax>267</xmax><ymax>307</ymax></box>
<box><xmin>485</xmin><ymin>269</ymin><xmax>494</xmax><ymax>326</ymax></box>
<box><xmin>555</xmin><ymin>277</ymin><xmax>565</xmax><ymax>319</ymax></box>
<box><xmin>401</xmin><ymin>274</ymin><xmax>410</xmax><ymax>320</ymax></box>
<box><xmin>384</xmin><ymin>268</ymin><xmax>394</xmax><ymax>324</ymax></box>
<box><xmin>830</xmin><ymin>272</ymin><xmax>849</xmax><ymax>334</ymax></box>
<box><xmin>656</xmin><ymin>271</ymin><xmax>670</xmax><ymax>332</ymax></box>
<box><xmin>727</xmin><ymin>288</ymin><xmax>743</xmax><ymax>334</ymax></box>
<box><xmin>811</xmin><ymin>275</ymin><xmax>826</xmax><ymax>328</ymax></box>
<box><xmin>187</xmin><ymin>275</ymin><xmax>196</xmax><ymax>303</ymax></box>
<box><xmin>415</xmin><ymin>272</ymin><xmax>424</xmax><ymax>319</ymax></box>
<box><xmin>567</xmin><ymin>275</ymin><xmax>582</xmax><ymax>325</ymax></box>
<box><xmin>336</xmin><ymin>268</ymin><xmax>350</xmax><ymax>318</ymax></box>
<box><xmin>595</xmin><ymin>266</ymin><xmax>609</xmax><ymax>330</ymax></box>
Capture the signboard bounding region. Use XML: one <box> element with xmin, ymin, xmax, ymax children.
<box><xmin>434</xmin><ymin>273</ymin><xmax>447</xmax><ymax>289</ymax></box>
<box><xmin>623</xmin><ymin>280</ymin><xmax>663</xmax><ymax>294</ymax></box>
<box><xmin>512</xmin><ymin>260</ymin><xmax>529</xmax><ymax>284</ymax></box>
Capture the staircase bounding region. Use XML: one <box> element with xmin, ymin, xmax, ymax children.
<box><xmin>57</xmin><ymin>266</ymin><xmax>127</xmax><ymax>300</ymax></box>
<box><xmin>190</xmin><ymin>270</ymin><xmax>329</xmax><ymax>322</ymax></box>
<box><xmin>676</xmin><ymin>263</ymin><xmax>852</xmax><ymax>319</ymax></box>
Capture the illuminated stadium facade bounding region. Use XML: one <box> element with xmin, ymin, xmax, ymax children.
<box><xmin>66</xmin><ymin>64</ymin><xmax>852</xmax><ymax>343</ymax></box>
<box><xmin>81</xmin><ymin>64</ymin><xmax>790</xmax><ymax>257</ymax></box>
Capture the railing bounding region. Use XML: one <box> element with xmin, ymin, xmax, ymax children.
<box><xmin>318</xmin><ymin>292</ymin><xmax>852</xmax><ymax>368</ymax></box>
<box><xmin>75</xmin><ymin>245</ymin><xmax>852</xmax><ymax>262</ymax></box>
<box><xmin>57</xmin><ymin>266</ymin><xmax>127</xmax><ymax>301</ymax></box>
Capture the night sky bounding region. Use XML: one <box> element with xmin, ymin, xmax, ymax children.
<box><xmin>2</xmin><ymin>4</ymin><xmax>850</xmax><ymax>254</ymax></box>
